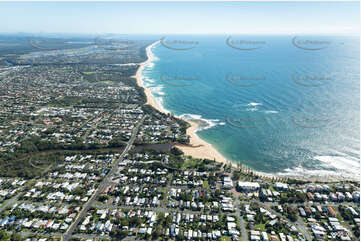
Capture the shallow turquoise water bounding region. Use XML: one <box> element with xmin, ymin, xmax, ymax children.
<box><xmin>141</xmin><ymin>35</ymin><xmax>360</xmax><ymax>179</ymax></box>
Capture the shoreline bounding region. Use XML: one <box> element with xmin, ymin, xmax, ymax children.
<box><xmin>134</xmin><ymin>41</ymin><xmax>231</xmax><ymax>167</ymax></box>
<box><xmin>175</xmin><ymin>119</ymin><xmax>231</xmax><ymax>166</ymax></box>
<box><xmin>134</xmin><ymin>40</ymin><xmax>170</xmax><ymax>115</ymax></box>
<box><xmin>134</xmin><ymin>41</ymin><xmax>359</xmax><ymax>183</ymax></box>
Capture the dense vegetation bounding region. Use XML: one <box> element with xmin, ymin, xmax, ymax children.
<box><xmin>0</xmin><ymin>135</ymin><xmax>126</xmax><ymax>178</ymax></box>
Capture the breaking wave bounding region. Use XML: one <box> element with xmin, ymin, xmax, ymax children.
<box><xmin>178</xmin><ymin>113</ymin><xmax>225</xmax><ymax>132</ymax></box>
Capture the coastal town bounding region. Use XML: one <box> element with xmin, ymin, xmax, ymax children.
<box><xmin>0</xmin><ymin>34</ymin><xmax>360</xmax><ymax>241</ymax></box>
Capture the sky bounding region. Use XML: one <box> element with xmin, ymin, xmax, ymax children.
<box><xmin>0</xmin><ymin>1</ymin><xmax>359</xmax><ymax>35</ymax></box>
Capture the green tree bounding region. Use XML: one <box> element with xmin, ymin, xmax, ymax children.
<box><xmin>11</xmin><ymin>233</ymin><xmax>22</xmax><ymax>241</ymax></box>
<box><xmin>170</xmin><ymin>147</ymin><xmax>184</xmax><ymax>156</ymax></box>
<box><xmin>0</xmin><ymin>230</ymin><xmax>10</xmax><ymax>240</ymax></box>
<box><xmin>152</xmin><ymin>225</ymin><xmax>162</xmax><ymax>240</ymax></box>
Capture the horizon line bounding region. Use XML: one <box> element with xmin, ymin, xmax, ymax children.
<box><xmin>0</xmin><ymin>32</ymin><xmax>359</xmax><ymax>36</ymax></box>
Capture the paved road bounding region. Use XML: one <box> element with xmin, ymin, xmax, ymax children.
<box><xmin>62</xmin><ymin>115</ymin><xmax>146</xmax><ymax>241</ymax></box>
<box><xmin>235</xmin><ymin>197</ymin><xmax>248</xmax><ymax>241</ymax></box>
<box><xmin>0</xmin><ymin>193</ymin><xmax>21</xmax><ymax>213</ymax></box>
<box><xmin>93</xmin><ymin>202</ymin><xmax>238</xmax><ymax>217</ymax></box>
<box><xmin>257</xmin><ymin>202</ymin><xmax>312</xmax><ymax>241</ymax></box>
<box><xmin>72</xmin><ymin>233</ymin><xmax>110</xmax><ymax>240</ymax></box>
<box><xmin>295</xmin><ymin>218</ymin><xmax>312</xmax><ymax>241</ymax></box>
<box><xmin>265</xmin><ymin>201</ymin><xmax>357</xmax><ymax>207</ymax></box>
<box><xmin>81</xmin><ymin>112</ymin><xmax>109</xmax><ymax>140</ymax></box>
<box><xmin>263</xmin><ymin>201</ymin><xmax>357</xmax><ymax>240</ymax></box>
<box><xmin>17</xmin><ymin>231</ymin><xmax>63</xmax><ymax>239</ymax></box>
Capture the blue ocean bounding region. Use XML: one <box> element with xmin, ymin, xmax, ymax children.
<box><xmin>141</xmin><ymin>35</ymin><xmax>360</xmax><ymax>180</ymax></box>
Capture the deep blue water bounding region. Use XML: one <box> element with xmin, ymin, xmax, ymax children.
<box><xmin>141</xmin><ymin>35</ymin><xmax>360</xmax><ymax>179</ymax></box>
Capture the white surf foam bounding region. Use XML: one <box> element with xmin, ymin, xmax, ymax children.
<box><xmin>143</xmin><ymin>77</ymin><xmax>155</xmax><ymax>84</ymax></box>
<box><xmin>142</xmin><ymin>41</ymin><xmax>160</xmax><ymax>72</ymax></box>
<box><xmin>246</xmin><ymin>107</ymin><xmax>258</xmax><ymax>112</ymax></box>
<box><xmin>145</xmin><ymin>62</ymin><xmax>156</xmax><ymax>69</ymax></box>
<box><xmin>111</xmin><ymin>63</ymin><xmax>138</xmax><ymax>67</ymax></box>
<box><xmin>264</xmin><ymin>110</ymin><xmax>279</xmax><ymax>114</ymax></box>
<box><xmin>178</xmin><ymin>113</ymin><xmax>224</xmax><ymax>132</ymax></box>
<box><xmin>243</xmin><ymin>102</ymin><xmax>264</xmax><ymax>112</ymax></box>
<box><xmin>149</xmin><ymin>85</ymin><xmax>164</xmax><ymax>95</ymax></box>
<box><xmin>149</xmin><ymin>45</ymin><xmax>160</xmax><ymax>61</ymax></box>
<box><xmin>247</xmin><ymin>102</ymin><xmax>262</xmax><ymax>106</ymax></box>
<box><xmin>180</xmin><ymin>113</ymin><xmax>202</xmax><ymax>120</ymax></box>
<box><xmin>153</xmin><ymin>96</ymin><xmax>165</xmax><ymax>111</ymax></box>
<box><xmin>275</xmin><ymin>164</ymin><xmax>359</xmax><ymax>180</ymax></box>
<box><xmin>314</xmin><ymin>155</ymin><xmax>360</xmax><ymax>172</ymax></box>
<box><xmin>155</xmin><ymin>91</ymin><xmax>165</xmax><ymax>96</ymax></box>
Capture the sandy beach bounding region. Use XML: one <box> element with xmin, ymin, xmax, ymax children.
<box><xmin>134</xmin><ymin>42</ymin><xmax>354</xmax><ymax>183</ymax></box>
<box><xmin>174</xmin><ymin>119</ymin><xmax>231</xmax><ymax>165</ymax></box>
<box><xmin>135</xmin><ymin>40</ymin><xmax>170</xmax><ymax>115</ymax></box>
<box><xmin>135</xmin><ymin>41</ymin><xmax>231</xmax><ymax>166</ymax></box>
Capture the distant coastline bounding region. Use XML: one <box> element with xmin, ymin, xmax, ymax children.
<box><xmin>134</xmin><ymin>41</ymin><xmax>358</xmax><ymax>183</ymax></box>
